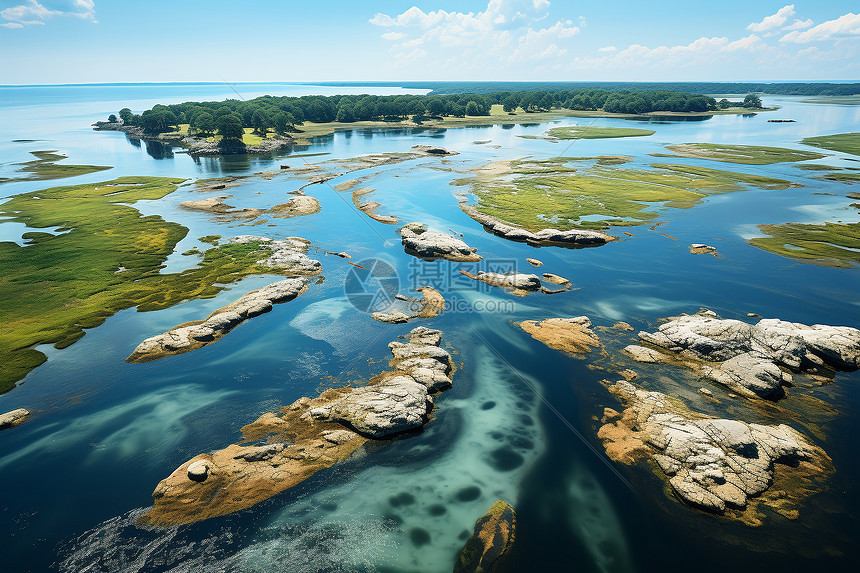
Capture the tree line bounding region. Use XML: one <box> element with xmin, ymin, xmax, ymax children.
<box><xmin>109</xmin><ymin>88</ymin><xmax>752</xmax><ymax>139</ymax></box>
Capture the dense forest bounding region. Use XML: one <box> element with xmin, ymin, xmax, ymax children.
<box><xmin>319</xmin><ymin>81</ymin><xmax>860</xmax><ymax>96</ymax></box>
<box><xmin>113</xmin><ymin>88</ymin><xmax>734</xmax><ymax>138</ymax></box>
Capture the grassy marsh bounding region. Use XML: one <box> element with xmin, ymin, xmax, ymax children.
<box><xmin>653</xmin><ymin>143</ymin><xmax>825</xmax><ymax>165</ymax></box>
<box><xmin>0</xmin><ymin>177</ymin><xmax>304</xmax><ymax>392</ymax></box>
<box><xmin>0</xmin><ymin>150</ymin><xmax>111</xmax><ymax>184</ymax></box>
<box><xmin>455</xmin><ymin>158</ymin><xmax>800</xmax><ymax>231</ymax></box>
<box><xmin>801</xmin><ymin>133</ymin><xmax>860</xmax><ymax>157</ymax></box>
<box><xmin>749</xmin><ymin>222</ymin><xmax>860</xmax><ymax>268</ymax></box>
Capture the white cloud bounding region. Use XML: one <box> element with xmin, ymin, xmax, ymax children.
<box><xmin>369</xmin><ymin>1</ymin><xmax>576</xmax><ymax>65</ymax></box>
<box><xmin>598</xmin><ymin>45</ymin><xmax>617</xmax><ymax>52</ymax></box>
<box><xmin>748</xmin><ymin>4</ymin><xmax>794</xmax><ymax>32</ymax></box>
<box><xmin>1</xmin><ymin>0</ymin><xmax>96</xmax><ymax>28</ymax></box>
<box><xmin>725</xmin><ymin>34</ymin><xmax>764</xmax><ymax>52</ymax></box>
<box><xmin>781</xmin><ymin>12</ymin><xmax>860</xmax><ymax>43</ymax></box>
<box><xmin>782</xmin><ymin>18</ymin><xmax>813</xmax><ymax>31</ymax></box>
<box><xmin>508</xmin><ymin>20</ymin><xmax>578</xmax><ymax>60</ymax></box>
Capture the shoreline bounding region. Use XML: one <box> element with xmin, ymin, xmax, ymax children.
<box><xmin>92</xmin><ymin>105</ymin><xmax>772</xmax><ymax>153</ymax></box>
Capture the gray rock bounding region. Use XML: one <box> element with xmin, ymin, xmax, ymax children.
<box><xmin>187</xmin><ymin>460</ymin><xmax>210</xmax><ymax>482</ymax></box>
<box><xmin>305</xmin><ymin>375</ymin><xmax>432</xmax><ymax>438</ymax></box>
<box><xmin>400</xmin><ymin>222</ymin><xmax>481</xmax><ymax>262</ymax></box>
<box><xmin>605</xmin><ymin>380</ymin><xmax>818</xmax><ymax>513</ymax></box>
<box><xmin>128</xmin><ymin>278</ymin><xmax>308</xmax><ymax>363</ymax></box>
<box><xmin>460</xmin><ymin>203</ymin><xmax>613</xmax><ymax>247</ymax></box>
<box><xmin>622</xmin><ymin>345</ymin><xmax>669</xmax><ymax>363</ymax></box>
<box><xmin>474</xmin><ymin>271</ymin><xmax>541</xmax><ymax>291</ymax></box>
<box><xmin>0</xmin><ymin>408</ymin><xmax>30</xmax><ymax>430</ymax></box>
<box><xmin>702</xmin><ymin>352</ymin><xmax>791</xmax><ymax>400</ymax></box>
<box><xmin>635</xmin><ymin>312</ymin><xmax>860</xmax><ymax>399</ymax></box>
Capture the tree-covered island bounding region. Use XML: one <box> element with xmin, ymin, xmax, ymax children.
<box><xmin>94</xmin><ymin>88</ymin><xmax>768</xmax><ymax>154</ymax></box>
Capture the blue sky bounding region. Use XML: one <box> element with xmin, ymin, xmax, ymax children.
<box><xmin>1</xmin><ymin>1</ymin><xmax>858</xmax><ymax>84</ymax></box>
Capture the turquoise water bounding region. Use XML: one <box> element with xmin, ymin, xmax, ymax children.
<box><xmin>0</xmin><ymin>86</ymin><xmax>859</xmax><ymax>572</ymax></box>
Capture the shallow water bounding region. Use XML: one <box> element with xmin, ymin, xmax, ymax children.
<box><xmin>1</xmin><ymin>87</ymin><xmax>859</xmax><ymax>572</ymax></box>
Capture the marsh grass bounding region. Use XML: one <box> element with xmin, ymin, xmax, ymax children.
<box><xmin>0</xmin><ymin>150</ymin><xmax>111</xmax><ymax>184</ymax></box>
<box><xmin>801</xmin><ymin>133</ymin><xmax>860</xmax><ymax>157</ymax></box>
<box><xmin>653</xmin><ymin>143</ymin><xmax>825</xmax><ymax>165</ymax></box>
<box><xmin>750</xmin><ymin>222</ymin><xmax>860</xmax><ymax>268</ymax></box>
<box><xmin>0</xmin><ymin>177</ymin><xmax>298</xmax><ymax>392</ymax></box>
<box><xmin>457</xmin><ymin>159</ymin><xmax>800</xmax><ymax>231</ymax></box>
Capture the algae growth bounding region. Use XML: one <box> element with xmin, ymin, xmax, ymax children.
<box><xmin>0</xmin><ymin>177</ymin><xmax>310</xmax><ymax>393</ymax></box>
<box><xmin>0</xmin><ymin>150</ymin><xmax>111</xmax><ymax>183</ymax></box>
<box><xmin>455</xmin><ymin>158</ymin><xmax>800</xmax><ymax>231</ymax></box>
<box><xmin>653</xmin><ymin>143</ymin><xmax>825</xmax><ymax>164</ymax></box>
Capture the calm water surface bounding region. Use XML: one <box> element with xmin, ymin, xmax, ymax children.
<box><xmin>0</xmin><ymin>86</ymin><xmax>859</xmax><ymax>572</ymax></box>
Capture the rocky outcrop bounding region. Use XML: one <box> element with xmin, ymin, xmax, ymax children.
<box><xmin>526</xmin><ymin>258</ymin><xmax>543</xmax><ymax>267</ymax></box>
<box><xmin>353</xmin><ymin>188</ymin><xmax>398</xmax><ymax>224</ymax></box>
<box><xmin>371</xmin><ymin>287</ymin><xmax>446</xmax><ymax>323</ymax></box>
<box><xmin>460</xmin><ymin>270</ymin><xmax>541</xmax><ymax>296</ymax></box>
<box><xmin>268</xmin><ymin>195</ymin><xmax>320</xmax><ymax>218</ymax></box>
<box><xmin>141</xmin><ymin>327</ymin><xmax>455</xmax><ymax>526</ymax></box>
<box><xmin>179</xmin><ymin>196</ymin><xmax>263</xmax><ymax>220</ymax></box>
<box><xmin>598</xmin><ymin>380</ymin><xmax>830</xmax><ymax>518</ymax></box>
<box><xmin>629</xmin><ymin>311</ymin><xmax>860</xmax><ymax>399</ymax></box>
<box><xmin>412</xmin><ymin>145</ymin><xmax>459</xmax><ymax>156</ymax></box>
<box><xmin>460</xmin><ymin>203</ymin><xmax>614</xmax><ymax>247</ymax></box>
<box><xmin>454</xmin><ymin>500</ymin><xmax>517</xmax><ymax>573</ymax></box>
<box><xmin>690</xmin><ymin>243</ymin><xmax>718</xmax><ymax>256</ymax></box>
<box><xmin>541</xmin><ymin>272</ymin><xmax>570</xmax><ymax>285</ymax></box>
<box><xmin>518</xmin><ymin>317</ymin><xmax>601</xmax><ymax>356</ymax></box>
<box><xmin>0</xmin><ymin>408</ymin><xmax>29</xmax><ymax>430</ymax></box>
<box><xmin>228</xmin><ymin>235</ymin><xmax>322</xmax><ymax>273</ymax></box>
<box><xmin>127</xmin><ymin>278</ymin><xmax>309</xmax><ymax>363</ymax></box>
<box><xmin>400</xmin><ymin>222</ymin><xmax>481</xmax><ymax>262</ymax></box>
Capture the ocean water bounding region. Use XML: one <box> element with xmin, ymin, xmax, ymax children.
<box><xmin>0</xmin><ymin>85</ymin><xmax>859</xmax><ymax>572</ymax></box>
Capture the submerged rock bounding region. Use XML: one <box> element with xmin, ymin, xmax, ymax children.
<box><xmin>526</xmin><ymin>258</ymin><xmax>543</xmax><ymax>267</ymax></box>
<box><xmin>454</xmin><ymin>500</ymin><xmax>517</xmax><ymax>573</ymax></box>
<box><xmin>460</xmin><ymin>203</ymin><xmax>614</xmax><ymax>247</ymax></box>
<box><xmin>630</xmin><ymin>311</ymin><xmax>860</xmax><ymax>399</ymax></box>
<box><xmin>400</xmin><ymin>222</ymin><xmax>481</xmax><ymax>262</ymax></box>
<box><xmin>141</xmin><ymin>327</ymin><xmax>455</xmax><ymax>526</ymax></box>
<box><xmin>598</xmin><ymin>380</ymin><xmax>830</xmax><ymax>516</ymax></box>
<box><xmin>518</xmin><ymin>317</ymin><xmax>601</xmax><ymax>356</ymax></box>
<box><xmin>0</xmin><ymin>408</ymin><xmax>30</xmax><ymax>430</ymax></box>
<box><xmin>127</xmin><ymin>278</ymin><xmax>308</xmax><ymax>363</ymax></box>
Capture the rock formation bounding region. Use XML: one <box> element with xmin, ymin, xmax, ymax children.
<box><xmin>268</xmin><ymin>195</ymin><xmax>320</xmax><ymax>218</ymax></box>
<box><xmin>372</xmin><ymin>287</ymin><xmax>446</xmax><ymax>323</ymax></box>
<box><xmin>127</xmin><ymin>278</ymin><xmax>309</xmax><ymax>363</ymax></box>
<box><xmin>141</xmin><ymin>327</ymin><xmax>455</xmax><ymax>526</ymax></box>
<box><xmin>460</xmin><ymin>203</ymin><xmax>614</xmax><ymax>247</ymax></box>
<box><xmin>518</xmin><ymin>317</ymin><xmax>601</xmax><ymax>357</ymax></box>
<box><xmin>598</xmin><ymin>380</ymin><xmax>830</xmax><ymax>518</ymax></box>
<box><xmin>459</xmin><ymin>270</ymin><xmax>541</xmax><ymax>296</ymax></box>
<box><xmin>0</xmin><ymin>408</ymin><xmax>29</xmax><ymax>430</ymax></box>
<box><xmin>400</xmin><ymin>222</ymin><xmax>482</xmax><ymax>262</ymax></box>
<box><xmin>454</xmin><ymin>500</ymin><xmax>517</xmax><ymax>573</ymax></box>
<box><xmin>625</xmin><ymin>310</ymin><xmax>860</xmax><ymax>399</ymax></box>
